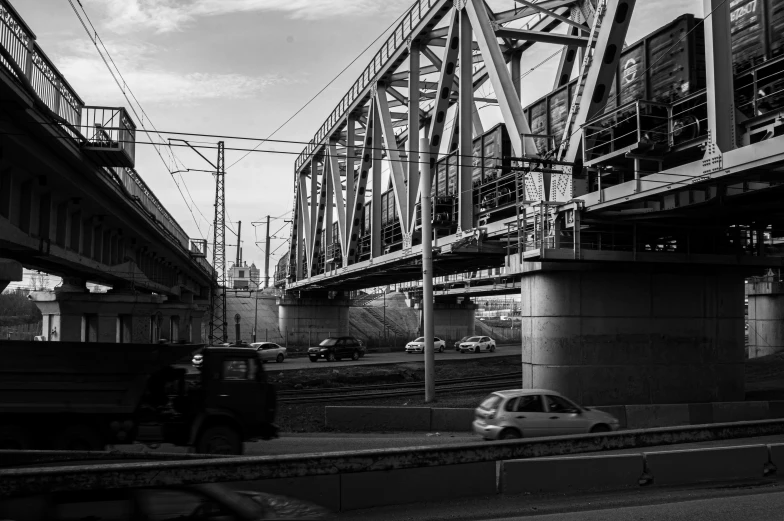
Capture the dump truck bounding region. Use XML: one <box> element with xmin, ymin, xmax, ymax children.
<box><xmin>0</xmin><ymin>340</ymin><xmax>277</xmax><ymax>454</ymax></box>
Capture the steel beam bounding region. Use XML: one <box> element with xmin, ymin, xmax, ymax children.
<box><xmin>703</xmin><ymin>0</ymin><xmax>736</xmax><ymax>161</ymax></box>
<box><xmin>371</xmin><ymin>103</ymin><xmax>383</xmax><ymax>258</ymax></box>
<box><xmin>465</xmin><ymin>0</ymin><xmax>538</xmax><ymax>157</ymax></box>
<box><xmin>553</xmin><ymin>26</ymin><xmax>581</xmax><ymax>89</ymax></box>
<box><xmin>458</xmin><ymin>7</ymin><xmax>474</xmax><ymax>233</ymax></box>
<box><xmin>494</xmin><ymin>28</ymin><xmax>588</xmax><ymax>47</ymax></box>
<box><xmin>407</xmin><ymin>42</ymin><xmax>421</xmax><ymax>235</ymax></box>
<box><xmin>428</xmin><ymin>10</ymin><xmax>460</xmax><ymax>154</ymax></box>
<box><xmin>327</xmin><ymin>143</ymin><xmax>346</xmax><ymax>262</ymax></box>
<box><xmin>346</xmin><ymin>101</ymin><xmax>375</xmax><ymax>264</ymax></box>
<box><xmin>515</xmin><ymin>0</ymin><xmax>588</xmax><ymax>31</ymax></box>
<box><xmin>376</xmin><ymin>84</ymin><xmax>411</xmax><ymax>239</ymax></box>
<box><xmin>344</xmin><ymin>116</ymin><xmax>356</xmax><ymax>263</ymax></box>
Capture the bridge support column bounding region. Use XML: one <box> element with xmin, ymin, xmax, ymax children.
<box><xmin>31</xmin><ymin>284</ymin><xmax>207</xmax><ymax>344</ymax></box>
<box><xmin>431</xmin><ymin>300</ymin><xmax>477</xmax><ymax>344</ymax></box>
<box><xmin>277</xmin><ymin>295</ymin><xmax>350</xmax><ymax>347</ymax></box>
<box><xmin>520</xmin><ymin>266</ymin><xmax>745</xmax><ymax>405</ymax></box>
<box><xmin>746</xmin><ymin>277</ymin><xmax>784</xmax><ymax>359</ymax></box>
<box><xmin>0</xmin><ymin>259</ymin><xmax>22</xmax><ymax>292</ymax></box>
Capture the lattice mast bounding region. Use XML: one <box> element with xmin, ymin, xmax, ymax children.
<box><xmin>209</xmin><ymin>141</ymin><xmax>227</xmax><ymax>345</ymax></box>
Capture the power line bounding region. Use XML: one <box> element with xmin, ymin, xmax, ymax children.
<box><xmin>66</xmin><ymin>0</ymin><xmax>207</xmax><ymax>241</ymax></box>
<box><xmin>225</xmin><ymin>5</ymin><xmax>412</xmax><ymax>171</ymax></box>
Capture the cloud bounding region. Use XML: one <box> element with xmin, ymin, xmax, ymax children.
<box><xmin>84</xmin><ymin>0</ymin><xmax>412</xmax><ymax>34</ymax></box>
<box><xmin>53</xmin><ymin>40</ymin><xmax>286</xmax><ymax>105</ymax></box>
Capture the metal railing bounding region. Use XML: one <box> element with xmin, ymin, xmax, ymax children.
<box><xmin>0</xmin><ymin>0</ymin><xmax>214</xmax><ymax>280</ymax></box>
<box><xmin>583</xmin><ymin>100</ymin><xmax>670</xmax><ymax>163</ymax></box>
<box><xmin>80</xmin><ymin>106</ymin><xmax>136</xmax><ymax>162</ymax></box>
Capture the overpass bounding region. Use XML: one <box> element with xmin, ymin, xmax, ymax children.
<box><xmin>0</xmin><ymin>0</ymin><xmax>215</xmax><ymax>343</ymax></box>
<box><xmin>273</xmin><ymin>0</ymin><xmax>784</xmax><ymax>405</ymax></box>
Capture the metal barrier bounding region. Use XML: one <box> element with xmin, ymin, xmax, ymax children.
<box><xmin>583</xmin><ymin>100</ymin><xmax>670</xmax><ymax>164</ymax></box>
<box><xmin>2</xmin><ymin>419</ymin><xmax>784</xmax><ymax>497</ymax></box>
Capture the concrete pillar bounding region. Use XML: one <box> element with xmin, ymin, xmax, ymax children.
<box><xmin>278</xmin><ymin>295</ymin><xmax>350</xmax><ymax>347</ymax></box>
<box><xmin>747</xmin><ymin>278</ymin><xmax>784</xmax><ymax>358</ymax></box>
<box><xmin>30</xmin><ymin>288</ymin><xmax>208</xmax><ymax>345</ymax></box>
<box><xmin>520</xmin><ymin>266</ymin><xmax>745</xmax><ymax>405</ymax></box>
<box><xmin>0</xmin><ymin>258</ymin><xmax>23</xmax><ymax>293</ymax></box>
<box><xmin>431</xmin><ymin>302</ymin><xmax>476</xmax><ymax>344</ymax></box>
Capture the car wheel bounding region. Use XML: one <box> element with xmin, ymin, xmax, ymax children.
<box><xmin>351</xmin><ymin>350</ymin><xmax>360</xmax><ymax>361</ymax></box>
<box><xmin>326</xmin><ymin>352</ymin><xmax>336</xmax><ymax>362</ymax></box>
<box><xmin>475</xmin><ymin>346</ymin><xmax>481</xmax><ymax>353</ymax></box>
<box><xmin>309</xmin><ymin>356</ymin><xmax>318</xmax><ymax>363</ymax></box>
<box><xmin>490</xmin><ymin>344</ymin><xmax>496</xmax><ymax>353</ymax></box>
<box><xmin>276</xmin><ymin>354</ymin><xmax>284</xmax><ymax>363</ymax></box>
<box><xmin>499</xmin><ymin>428</ymin><xmax>522</xmax><ymax>440</ymax></box>
<box><xmin>590</xmin><ymin>424</ymin><xmax>611</xmax><ymax>434</ymax></box>
<box><xmin>196</xmin><ymin>425</ymin><xmax>242</xmax><ymax>455</ymax></box>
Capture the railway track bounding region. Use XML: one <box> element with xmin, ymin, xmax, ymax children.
<box><xmin>277</xmin><ymin>372</ymin><xmax>522</xmax><ymax>404</ymax></box>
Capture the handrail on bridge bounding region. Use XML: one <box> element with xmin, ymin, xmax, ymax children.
<box><xmin>0</xmin><ymin>0</ymin><xmax>214</xmax><ymax>280</ymax></box>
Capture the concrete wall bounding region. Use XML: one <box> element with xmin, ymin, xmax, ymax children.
<box><xmin>278</xmin><ymin>297</ymin><xmax>350</xmax><ymax>347</ymax></box>
<box><xmin>520</xmin><ymin>268</ymin><xmax>745</xmax><ymax>405</ymax></box>
<box><xmin>747</xmin><ymin>292</ymin><xmax>784</xmax><ymax>358</ymax></box>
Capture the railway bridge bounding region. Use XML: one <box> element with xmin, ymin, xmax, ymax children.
<box><xmin>0</xmin><ymin>0</ymin><xmax>214</xmax><ymax>344</ymax></box>
<box><xmin>274</xmin><ymin>0</ymin><xmax>784</xmax><ymax>405</ymax></box>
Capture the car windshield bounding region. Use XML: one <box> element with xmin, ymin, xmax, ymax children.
<box><xmin>319</xmin><ymin>338</ymin><xmax>338</xmax><ymax>347</ymax></box>
<box><xmin>466</xmin><ymin>336</ymin><xmax>481</xmax><ymax>342</ymax></box>
<box><xmin>479</xmin><ymin>394</ymin><xmax>502</xmax><ymax>410</ymax></box>
<box><xmin>414</xmin><ymin>337</ymin><xmax>424</xmax><ymax>342</ymax></box>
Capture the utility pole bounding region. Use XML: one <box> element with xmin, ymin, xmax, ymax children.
<box><xmin>421</xmin><ymin>138</ymin><xmax>434</xmax><ymax>403</ymax></box>
<box><xmin>209</xmin><ymin>141</ymin><xmax>227</xmax><ymax>345</ymax></box>
<box><xmin>264</xmin><ymin>215</ymin><xmax>271</xmax><ymax>288</ymax></box>
<box><xmin>236</xmin><ymin>221</ymin><xmax>242</xmax><ymax>267</ymax></box>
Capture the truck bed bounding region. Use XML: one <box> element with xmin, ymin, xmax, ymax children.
<box><xmin>0</xmin><ymin>341</ymin><xmax>200</xmax><ymax>414</ymax></box>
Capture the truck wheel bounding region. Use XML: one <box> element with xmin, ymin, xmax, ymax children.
<box><xmin>53</xmin><ymin>425</ymin><xmax>104</xmax><ymax>451</ymax></box>
<box><xmin>0</xmin><ymin>425</ymin><xmax>32</xmax><ymax>450</ymax></box>
<box><xmin>196</xmin><ymin>425</ymin><xmax>242</xmax><ymax>455</ymax></box>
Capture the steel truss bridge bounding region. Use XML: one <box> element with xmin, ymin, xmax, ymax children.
<box><xmin>277</xmin><ymin>0</ymin><xmax>784</xmax><ymax>295</ymax></box>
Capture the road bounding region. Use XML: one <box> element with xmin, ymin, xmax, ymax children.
<box><xmin>267</xmin><ymin>343</ymin><xmax>517</xmax><ymax>371</ymax></box>
<box><xmin>337</xmin><ymin>483</ymin><xmax>784</xmax><ymax>520</ymax></box>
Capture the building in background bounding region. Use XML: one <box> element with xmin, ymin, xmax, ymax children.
<box><xmin>230</xmin><ymin>261</ymin><xmax>260</xmax><ymax>289</ymax></box>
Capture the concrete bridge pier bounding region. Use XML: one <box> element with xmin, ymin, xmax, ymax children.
<box><xmin>430</xmin><ymin>299</ymin><xmax>477</xmax><ymax>343</ymax></box>
<box><xmin>746</xmin><ymin>276</ymin><xmax>784</xmax><ymax>358</ymax></box>
<box><xmin>520</xmin><ymin>265</ymin><xmax>745</xmax><ymax>405</ymax></box>
<box><xmin>277</xmin><ymin>293</ymin><xmax>350</xmax><ymax>347</ymax></box>
<box><xmin>0</xmin><ymin>259</ymin><xmax>22</xmax><ymax>292</ymax></box>
<box><xmin>31</xmin><ymin>277</ymin><xmax>207</xmax><ymax>344</ymax></box>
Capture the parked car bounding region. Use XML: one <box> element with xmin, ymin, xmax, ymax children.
<box><xmin>458</xmin><ymin>336</ymin><xmax>496</xmax><ymax>353</ymax></box>
<box><xmin>472</xmin><ymin>389</ymin><xmax>621</xmax><ymax>440</ymax></box>
<box><xmin>251</xmin><ymin>342</ymin><xmax>287</xmax><ymax>363</ymax></box>
<box><xmin>454</xmin><ymin>336</ymin><xmax>471</xmax><ymax>350</ymax></box>
<box><xmin>405</xmin><ymin>337</ymin><xmax>446</xmax><ymax>353</ymax></box>
<box><xmin>0</xmin><ymin>482</ymin><xmax>333</xmax><ymax>520</ymax></box>
<box><xmin>308</xmin><ymin>336</ymin><xmax>366</xmax><ymax>362</ymax></box>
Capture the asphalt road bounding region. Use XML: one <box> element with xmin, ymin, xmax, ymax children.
<box><xmin>337</xmin><ymin>483</ymin><xmax>784</xmax><ymax>521</ymax></box>
<box><xmin>267</xmin><ymin>344</ymin><xmax>518</xmax><ymax>371</ymax></box>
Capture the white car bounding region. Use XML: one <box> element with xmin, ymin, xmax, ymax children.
<box><xmin>458</xmin><ymin>336</ymin><xmax>496</xmax><ymax>353</ymax></box>
<box><xmin>250</xmin><ymin>342</ymin><xmax>287</xmax><ymax>363</ymax></box>
<box><xmin>405</xmin><ymin>337</ymin><xmax>446</xmax><ymax>353</ymax></box>
<box><xmin>473</xmin><ymin>389</ymin><xmax>621</xmax><ymax>440</ymax></box>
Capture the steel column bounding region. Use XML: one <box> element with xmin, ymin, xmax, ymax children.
<box><xmin>459</xmin><ymin>7</ymin><xmax>474</xmax><ymax>234</ymax></box>
<box><xmin>703</xmin><ymin>0</ymin><xmax>736</xmax><ymax>159</ymax></box>
<box><xmin>407</xmin><ymin>41</ymin><xmax>421</xmax><ymax>232</ymax></box>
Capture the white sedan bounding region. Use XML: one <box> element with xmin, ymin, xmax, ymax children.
<box><xmin>405</xmin><ymin>337</ymin><xmax>446</xmax><ymax>353</ymax></box>
<box><xmin>458</xmin><ymin>336</ymin><xmax>496</xmax><ymax>353</ymax></box>
<box><xmin>251</xmin><ymin>342</ymin><xmax>287</xmax><ymax>363</ymax></box>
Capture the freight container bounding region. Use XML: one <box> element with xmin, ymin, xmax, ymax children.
<box><xmin>447</xmin><ymin>153</ymin><xmax>458</xmax><ymax>196</ymax></box>
<box><xmin>472</xmin><ymin>138</ymin><xmax>483</xmax><ymax>186</ymax></box>
<box><xmin>731</xmin><ymin>0</ymin><xmax>766</xmax><ymax>73</ymax></box>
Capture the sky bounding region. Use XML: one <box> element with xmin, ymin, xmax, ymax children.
<box><xmin>10</xmin><ymin>0</ymin><xmax>702</xmax><ymax>290</ymax></box>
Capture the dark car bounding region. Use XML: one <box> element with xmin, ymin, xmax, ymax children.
<box><xmin>0</xmin><ymin>482</ymin><xmax>333</xmax><ymax>520</ymax></box>
<box><xmin>308</xmin><ymin>336</ymin><xmax>366</xmax><ymax>362</ymax></box>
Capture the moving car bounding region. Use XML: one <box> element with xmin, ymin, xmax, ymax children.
<box><xmin>473</xmin><ymin>389</ymin><xmax>621</xmax><ymax>440</ymax></box>
<box><xmin>251</xmin><ymin>342</ymin><xmax>287</xmax><ymax>363</ymax></box>
<box><xmin>0</xmin><ymin>482</ymin><xmax>332</xmax><ymax>520</ymax></box>
<box><xmin>308</xmin><ymin>336</ymin><xmax>366</xmax><ymax>362</ymax></box>
<box><xmin>405</xmin><ymin>337</ymin><xmax>446</xmax><ymax>353</ymax></box>
<box><xmin>454</xmin><ymin>336</ymin><xmax>471</xmax><ymax>350</ymax></box>
<box><xmin>458</xmin><ymin>336</ymin><xmax>496</xmax><ymax>353</ymax></box>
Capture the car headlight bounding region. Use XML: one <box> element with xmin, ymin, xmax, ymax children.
<box><xmin>320</xmin><ymin>348</ymin><xmax>328</xmax><ymax>352</ymax></box>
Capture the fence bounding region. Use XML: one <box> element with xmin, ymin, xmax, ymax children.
<box><xmin>1</xmin><ymin>322</ymin><xmax>41</xmax><ymax>341</ymax></box>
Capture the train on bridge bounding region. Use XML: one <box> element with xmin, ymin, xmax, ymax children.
<box><xmin>277</xmin><ymin>3</ymin><xmax>784</xmax><ymax>290</ymax></box>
